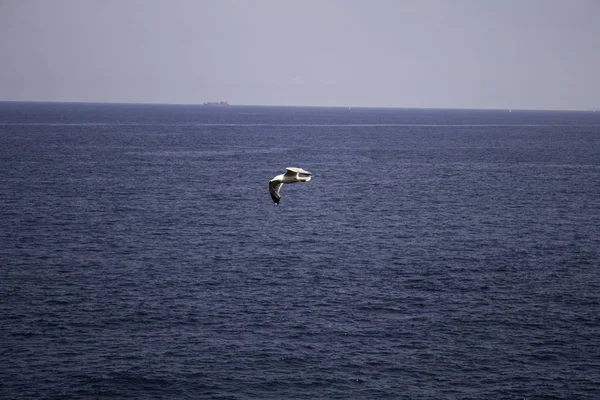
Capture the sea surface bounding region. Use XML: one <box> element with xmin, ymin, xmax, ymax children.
<box><xmin>1</xmin><ymin>102</ymin><xmax>600</xmax><ymax>399</ymax></box>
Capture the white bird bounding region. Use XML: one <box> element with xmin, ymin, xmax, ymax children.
<box><xmin>269</xmin><ymin>167</ymin><xmax>313</xmax><ymax>205</ymax></box>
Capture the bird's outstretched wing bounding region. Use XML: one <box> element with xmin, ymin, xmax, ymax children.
<box><xmin>285</xmin><ymin>167</ymin><xmax>312</xmax><ymax>176</ymax></box>
<box><xmin>269</xmin><ymin>180</ymin><xmax>283</xmax><ymax>205</ymax></box>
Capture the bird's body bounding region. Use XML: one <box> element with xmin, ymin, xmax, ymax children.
<box><xmin>269</xmin><ymin>167</ymin><xmax>312</xmax><ymax>205</ymax></box>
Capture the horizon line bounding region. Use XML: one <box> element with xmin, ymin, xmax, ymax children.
<box><xmin>0</xmin><ymin>99</ymin><xmax>596</xmax><ymax>113</ymax></box>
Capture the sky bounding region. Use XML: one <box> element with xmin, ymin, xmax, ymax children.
<box><xmin>0</xmin><ymin>0</ymin><xmax>599</xmax><ymax>110</ymax></box>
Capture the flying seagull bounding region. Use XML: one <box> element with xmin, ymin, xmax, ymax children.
<box><xmin>269</xmin><ymin>167</ymin><xmax>313</xmax><ymax>205</ymax></box>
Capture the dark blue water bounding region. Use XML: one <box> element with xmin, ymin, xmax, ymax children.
<box><xmin>2</xmin><ymin>102</ymin><xmax>600</xmax><ymax>399</ymax></box>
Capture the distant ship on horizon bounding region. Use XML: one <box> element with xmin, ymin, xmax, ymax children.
<box><xmin>202</xmin><ymin>100</ymin><xmax>230</xmax><ymax>106</ymax></box>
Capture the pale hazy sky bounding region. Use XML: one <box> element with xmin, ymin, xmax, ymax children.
<box><xmin>1</xmin><ymin>0</ymin><xmax>598</xmax><ymax>109</ymax></box>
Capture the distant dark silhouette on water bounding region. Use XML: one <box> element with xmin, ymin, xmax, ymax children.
<box><xmin>202</xmin><ymin>100</ymin><xmax>229</xmax><ymax>106</ymax></box>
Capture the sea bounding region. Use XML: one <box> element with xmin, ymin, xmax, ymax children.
<box><xmin>1</xmin><ymin>102</ymin><xmax>599</xmax><ymax>399</ymax></box>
